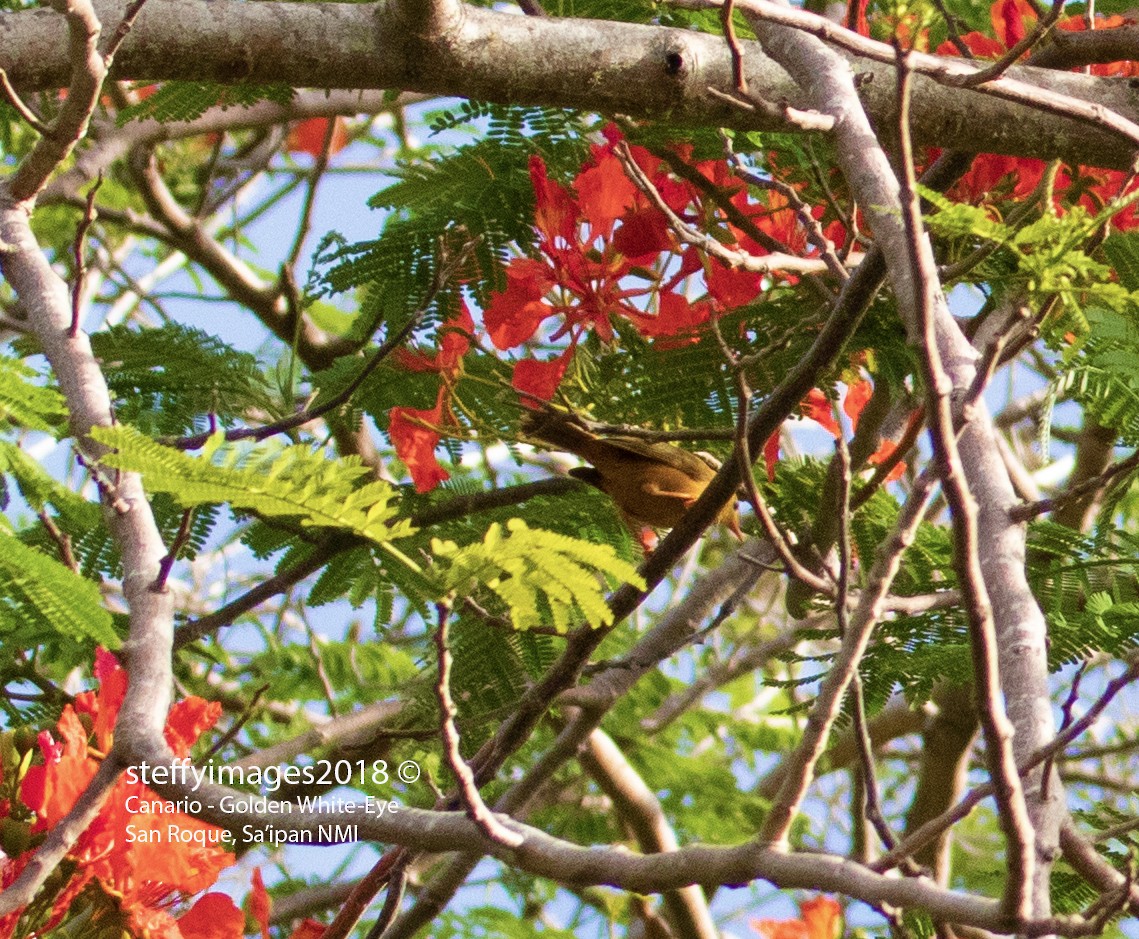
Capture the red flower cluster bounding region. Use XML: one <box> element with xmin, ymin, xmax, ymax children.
<box><xmin>385</xmin><ymin>126</ymin><xmax>915</xmax><ymax>494</ymax></box>
<box><xmin>0</xmin><ymin>651</ymin><xmax>315</xmax><ymax>939</ymax></box>
<box><xmin>938</xmin><ymin>0</ymin><xmax>1139</xmax><ymax>222</ymax></box>
<box><xmin>484</xmin><ymin>126</ymin><xmax>828</xmax><ymax>405</ymax></box>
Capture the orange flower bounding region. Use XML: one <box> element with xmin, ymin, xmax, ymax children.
<box><xmin>7</xmin><ymin>652</ymin><xmax>236</xmax><ymax>939</ymax></box>
<box><xmin>753</xmin><ymin>896</ymin><xmax>843</xmax><ymax>939</ymax></box>
<box><xmin>387</xmin><ymin>305</ymin><xmax>476</xmax><ymax>492</ymax></box>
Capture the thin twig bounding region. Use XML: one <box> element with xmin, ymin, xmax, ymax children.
<box><xmin>721</xmin><ymin>134</ymin><xmax>849</xmax><ymax>283</ymax></box>
<box><xmin>285</xmin><ymin>117</ymin><xmax>338</xmax><ymax>271</ymax></box>
<box><xmin>0</xmin><ymin>68</ymin><xmax>51</xmax><ymax>135</ymax></box>
<box><xmin>873</xmin><ymin>656</ymin><xmax>1139</xmax><ymax>874</ymax></box>
<box><xmin>721</xmin><ymin>0</ymin><xmax>747</xmax><ymax>93</ymax></box>
<box><xmin>948</xmin><ymin>0</ymin><xmax>1066</xmax><ymax>87</ymax></box>
<box><xmin>1043</xmin><ymin>662</ymin><xmax>1087</xmax><ymax>800</ymax></box>
<box><xmin>322</xmin><ymin>848</ymin><xmax>406</xmax><ymax>939</ymax></box>
<box><xmin>38</xmin><ymin>509</ymin><xmax>79</xmax><ymax>573</ymax></box>
<box><xmin>614</xmin><ymin>141</ymin><xmax>849</xmax><ymax>277</ymax></box>
<box><xmin>758</xmin><ymin>464</ymin><xmax>940</xmax><ymax>846</ymax></box>
<box><xmin>712</xmin><ymin>315</ymin><xmax>833</xmax><ymax>594</ymax></box>
<box><xmin>931</xmin><ymin>0</ymin><xmax>974</xmax><ymax>58</ymax></box>
<box><xmin>434</xmin><ymin>601</ymin><xmax>524</xmax><ymax>848</ymax></box>
<box><xmin>152</xmin><ymin>507</ymin><xmax>192</xmax><ymax>592</ymax></box>
<box><xmin>1012</xmin><ymin>449</ymin><xmax>1139</xmax><ymax>521</ymax></box>
<box><xmin>306</xmin><ymin>619</ymin><xmax>339</xmax><ymax>714</ymax></box>
<box><xmin>68</xmin><ymin>171</ymin><xmax>102</xmax><ymax>338</ymax></box>
<box><xmin>99</xmin><ymin>0</ymin><xmax>152</xmax><ymax>64</ymax></box>
<box><xmin>363</xmin><ymin>857</ymin><xmax>409</xmax><ymax>939</ymax></box>
<box><xmin>849</xmin><ymin>408</ymin><xmax>923</xmax><ymax>511</ymax></box>
<box><xmin>201</xmin><ymin>684</ymin><xmax>269</xmax><ymax>761</ymax></box>
<box><xmin>675</xmin><ymin>0</ymin><xmax>1139</xmax><ymax>153</ymax></box>
<box><xmin>705</xmin><ymin>85</ymin><xmax>836</xmax><ymax>132</ymax></box>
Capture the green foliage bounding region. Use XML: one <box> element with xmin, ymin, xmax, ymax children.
<box><xmin>431</xmin><ymin>518</ymin><xmax>645</xmax><ymax>632</ymax></box>
<box><xmin>91</xmin><ymin>323</ymin><xmax>276</xmax><ymax>437</ymax></box>
<box><xmin>922</xmin><ymin>189</ymin><xmax>1139</xmax><ymax>337</ymax></box>
<box><xmin>311</xmin><ymin>105</ymin><xmax>591</xmax><ymax>319</ymax></box>
<box><xmin>1029</xmin><ymin>523</ymin><xmax>1139</xmax><ymax>666</ymax></box>
<box><xmin>0</xmin><ymin>441</ymin><xmax>101</xmax><ymax>531</ymax></box>
<box><xmin>0</xmin><ymin>357</ymin><xmax>67</xmax><ymax>433</ymax></box>
<box><xmin>116</xmin><ymin>82</ymin><xmax>293</xmax><ymax>125</ymax></box>
<box><xmin>90</xmin><ymin>425</ymin><xmax>416</xmax><ymax>545</ymax></box>
<box><xmin>0</xmin><ymin>529</ymin><xmax>117</xmax><ymax>648</ymax></box>
<box><xmin>1053</xmin><ymin>306</ymin><xmax>1139</xmax><ymax>446</ymax></box>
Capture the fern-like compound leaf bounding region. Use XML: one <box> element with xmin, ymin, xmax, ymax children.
<box><xmin>91</xmin><ymin>425</ymin><xmax>416</xmax><ymax>545</ymax></box>
<box><xmin>0</xmin><ymin>530</ymin><xmax>118</xmax><ymax>647</ymax></box>
<box><xmin>431</xmin><ymin>518</ymin><xmax>645</xmax><ymax>632</ymax></box>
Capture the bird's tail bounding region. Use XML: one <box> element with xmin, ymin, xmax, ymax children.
<box><xmin>521</xmin><ymin>410</ymin><xmax>602</xmax><ymax>462</ymax></box>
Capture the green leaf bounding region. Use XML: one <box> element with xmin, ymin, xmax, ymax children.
<box><xmin>116</xmin><ymin>82</ymin><xmax>294</xmax><ymax>126</ymax></box>
<box><xmin>90</xmin><ymin>425</ymin><xmax>416</xmax><ymax>545</ymax></box>
<box><xmin>0</xmin><ymin>530</ymin><xmax>118</xmax><ymax>647</ymax></box>
<box><xmin>0</xmin><ymin>357</ymin><xmax>67</xmax><ymax>432</ymax></box>
<box><xmin>431</xmin><ymin>518</ymin><xmax>645</xmax><ymax>632</ymax></box>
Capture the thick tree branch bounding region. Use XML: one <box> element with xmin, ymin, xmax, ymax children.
<box><xmin>0</xmin><ymin>0</ymin><xmax>174</xmax><ymax>916</ymax></box>
<box><xmin>1</xmin><ymin>0</ymin><xmax>1139</xmax><ymax>167</ymax></box>
<box><xmin>742</xmin><ymin>0</ymin><xmax>1061</xmax><ymax>914</ymax></box>
<box><xmin>582</xmin><ymin>730</ymin><xmax>718</xmax><ymax>939</ymax></box>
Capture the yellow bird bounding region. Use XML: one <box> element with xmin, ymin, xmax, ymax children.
<box><xmin>523</xmin><ymin>411</ymin><xmax>743</xmax><ymax>540</ymax></box>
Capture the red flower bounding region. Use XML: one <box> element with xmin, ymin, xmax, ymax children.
<box><xmin>288</xmin><ymin>921</ymin><xmax>328</xmax><ymax>939</ymax></box>
<box><xmin>390</xmin><ymin>388</ymin><xmax>452</xmax><ymax>493</ymax></box>
<box><xmin>753</xmin><ymin>897</ymin><xmax>843</xmax><ymax>939</ymax></box>
<box><xmin>7</xmin><ymin>652</ymin><xmax>236</xmax><ymax>939</ymax></box>
<box><xmin>393</xmin><ymin>304</ymin><xmax>475</xmax><ymax>374</ymax></box>
<box><xmin>801</xmin><ymin>389</ymin><xmax>841</xmax><ymax>437</ymax></box>
<box><xmin>287</xmin><ymin>117</ymin><xmax>348</xmax><ymax>158</ymax></box>
<box><xmin>484</xmin><ymin>258</ymin><xmax>558</xmax><ymax>350</ymax></box>
<box><xmin>250</xmin><ymin>868</ymin><xmax>272</xmax><ymax>939</ymax></box>
<box><xmin>177</xmin><ymin>893</ymin><xmax>245</xmax><ymax>939</ymax></box>
<box><xmin>387</xmin><ymin>305</ymin><xmax>477</xmax><ymax>493</ymax></box>
<box><xmin>938</xmin><ymin>0</ymin><xmax>1139</xmax><ymax>215</ymax></box>
<box><xmin>764</xmin><ymin>374</ymin><xmax>907</xmax><ymax>483</ymax></box>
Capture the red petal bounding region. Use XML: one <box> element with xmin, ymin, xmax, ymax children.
<box><xmin>513</xmin><ymin>349</ymin><xmax>573</xmax><ymax>404</ymax></box>
<box><xmin>802</xmin><ymin>389</ymin><xmax>841</xmax><ymax>437</ymax></box>
<box><xmin>530</xmin><ymin>155</ymin><xmax>577</xmax><ymax>244</ymax></box>
<box><xmin>706</xmin><ymin>259</ymin><xmax>762</xmax><ymax>309</ymax></box>
<box><xmin>613</xmin><ymin>208</ymin><xmax>673</xmax><ymax>261</ymax></box>
<box><xmin>288</xmin><ymin>920</ymin><xmax>328</xmax><ymax>939</ymax></box>
<box><xmin>164</xmin><ymin>697</ymin><xmax>221</xmax><ymax>758</ymax></box>
<box><xmin>91</xmin><ymin>650</ymin><xmax>128</xmax><ymax>749</ymax></box>
<box><xmin>393</xmin><ymin>303</ymin><xmax>475</xmax><ymax>373</ymax></box>
<box><xmin>484</xmin><ymin>260</ymin><xmax>555</xmax><ymax>349</ymax></box>
<box><xmin>389</xmin><ymin>392</ymin><xmax>451</xmax><ymax>493</ymax></box>
<box><xmin>751</xmin><ymin>918</ymin><xmax>810</xmax><ymax>939</ymax></box>
<box><xmin>763</xmin><ymin>430</ymin><xmax>781</xmax><ymax>482</ymax></box>
<box><xmin>842</xmin><ymin>378</ymin><xmax>873</xmax><ymax>430</ymax></box>
<box><xmin>177</xmin><ymin>893</ymin><xmax>245</xmax><ymax>939</ymax></box>
<box><xmin>992</xmin><ymin>0</ymin><xmax>1036</xmax><ymax>48</ymax></box>
<box><xmin>634</xmin><ymin>292</ymin><xmax>710</xmax><ymax>338</ymax></box>
<box><xmin>801</xmin><ymin>897</ymin><xmax>843</xmax><ymax>939</ymax></box>
<box><xmin>575</xmin><ymin>148</ymin><xmax>637</xmax><ymax>239</ymax></box>
<box><xmin>287</xmin><ymin>118</ymin><xmax>348</xmax><ymax>158</ymax></box>
<box><xmin>250</xmin><ymin>869</ymin><xmax>272</xmax><ymax>939</ymax></box>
